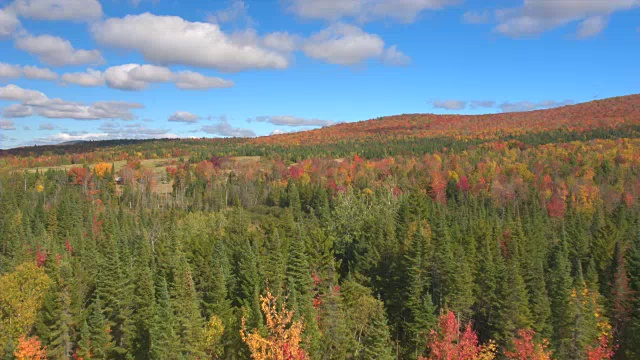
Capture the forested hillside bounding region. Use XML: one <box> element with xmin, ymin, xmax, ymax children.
<box><xmin>1</xmin><ymin>95</ymin><xmax>640</xmax><ymax>359</ymax></box>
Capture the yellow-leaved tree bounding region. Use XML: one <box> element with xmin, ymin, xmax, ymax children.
<box><xmin>240</xmin><ymin>291</ymin><xmax>308</xmax><ymax>360</ymax></box>
<box><xmin>0</xmin><ymin>262</ymin><xmax>52</xmax><ymax>354</ymax></box>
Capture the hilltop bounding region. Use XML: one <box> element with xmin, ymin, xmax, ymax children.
<box><xmin>2</xmin><ymin>94</ymin><xmax>640</xmax><ymax>168</ymax></box>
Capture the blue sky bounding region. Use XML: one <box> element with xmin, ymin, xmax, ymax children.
<box><xmin>0</xmin><ymin>0</ymin><xmax>639</xmax><ymax>149</ymax></box>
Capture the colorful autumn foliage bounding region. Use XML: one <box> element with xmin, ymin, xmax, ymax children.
<box><xmin>240</xmin><ymin>291</ymin><xmax>308</xmax><ymax>360</ymax></box>
<box><xmin>14</xmin><ymin>336</ymin><xmax>47</xmax><ymax>360</ymax></box>
<box><xmin>504</xmin><ymin>329</ymin><xmax>551</xmax><ymax>360</ymax></box>
<box><xmin>1</xmin><ymin>95</ymin><xmax>640</xmax><ymax>359</ymax></box>
<box><xmin>421</xmin><ymin>311</ymin><xmax>496</xmax><ymax>360</ymax></box>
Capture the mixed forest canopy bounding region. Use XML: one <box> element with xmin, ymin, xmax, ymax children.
<box><xmin>1</xmin><ymin>94</ymin><xmax>640</xmax><ymax>359</ymax></box>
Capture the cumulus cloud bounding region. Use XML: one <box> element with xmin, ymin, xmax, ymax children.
<box><xmin>382</xmin><ymin>45</ymin><xmax>411</xmax><ymax>66</ymax></box>
<box><xmin>0</xmin><ymin>84</ymin><xmax>48</xmax><ymax>102</ymax></box>
<box><xmin>0</xmin><ymin>84</ymin><xmax>144</xmax><ymax>120</ymax></box>
<box><xmin>26</xmin><ymin>131</ymin><xmax>111</xmax><ymax>146</ymax></box>
<box><xmin>431</xmin><ymin>100</ymin><xmax>467</xmax><ymax>110</ymax></box>
<box><xmin>0</xmin><ymin>63</ymin><xmax>59</xmax><ymax>80</ymax></box>
<box><xmin>104</xmin><ymin>64</ymin><xmax>172</xmax><ymax>90</ymax></box>
<box><xmin>262</xmin><ymin>32</ymin><xmax>300</xmax><ymax>53</ymax></box>
<box><xmin>249</xmin><ymin>115</ymin><xmax>334</xmax><ymax>127</ymax></box>
<box><xmin>92</xmin><ymin>13</ymin><xmax>289</xmax><ymax>72</ymax></box>
<box><xmin>61</xmin><ymin>65</ymin><xmax>233</xmax><ymax>90</ymax></box>
<box><xmin>201</xmin><ymin>120</ymin><xmax>255</xmax><ymax>137</ymax></box>
<box><xmin>98</xmin><ymin>121</ymin><xmax>175</xmax><ymax>139</ymax></box>
<box><xmin>61</xmin><ymin>68</ymin><xmax>105</xmax><ymax>86</ymax></box>
<box><xmin>15</xmin><ymin>34</ymin><xmax>104</xmax><ymax>67</ymax></box>
<box><xmin>60</xmin><ymin>64</ymin><xmax>234</xmax><ymax>91</ymax></box>
<box><xmin>499</xmin><ymin>99</ymin><xmax>574</xmax><ymax>113</ymax></box>
<box><xmin>173</xmin><ymin>70</ymin><xmax>234</xmax><ymax>89</ymax></box>
<box><xmin>23</xmin><ymin>65</ymin><xmax>59</xmax><ymax>80</ymax></box>
<box><xmin>0</xmin><ymin>7</ymin><xmax>20</xmax><ymax>37</ymax></box>
<box><xmin>577</xmin><ymin>16</ymin><xmax>608</xmax><ymax>38</ymax></box>
<box><xmin>13</xmin><ymin>0</ymin><xmax>103</xmax><ymax>21</ymax></box>
<box><xmin>168</xmin><ymin>111</ymin><xmax>200</xmax><ymax>123</ymax></box>
<box><xmin>303</xmin><ymin>23</ymin><xmax>408</xmax><ymax>66</ymax></box>
<box><xmin>0</xmin><ymin>119</ymin><xmax>16</xmax><ymax>130</ymax></box>
<box><xmin>495</xmin><ymin>0</ymin><xmax>639</xmax><ymax>38</ymax></box>
<box><xmin>2</xmin><ymin>103</ymin><xmax>33</xmax><ymax>118</ymax></box>
<box><xmin>285</xmin><ymin>0</ymin><xmax>458</xmax><ymax>23</ymax></box>
<box><xmin>0</xmin><ymin>63</ymin><xmax>22</xmax><ymax>79</ymax></box>
<box><xmin>270</xmin><ymin>129</ymin><xmax>291</xmax><ymax>135</ymax></box>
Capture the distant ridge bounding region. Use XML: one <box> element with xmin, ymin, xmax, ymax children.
<box><xmin>249</xmin><ymin>94</ymin><xmax>640</xmax><ymax>146</ymax></box>
<box><xmin>2</xmin><ymin>94</ymin><xmax>640</xmax><ymax>153</ymax></box>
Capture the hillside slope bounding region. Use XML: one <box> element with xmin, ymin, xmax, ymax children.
<box><xmin>252</xmin><ymin>94</ymin><xmax>640</xmax><ymax>146</ymax></box>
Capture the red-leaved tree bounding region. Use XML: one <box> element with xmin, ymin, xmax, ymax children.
<box><xmin>421</xmin><ymin>311</ymin><xmax>495</xmax><ymax>360</ymax></box>
<box><xmin>504</xmin><ymin>329</ymin><xmax>552</xmax><ymax>360</ymax></box>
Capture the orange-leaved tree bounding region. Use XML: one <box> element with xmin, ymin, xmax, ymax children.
<box><xmin>93</xmin><ymin>162</ymin><xmax>113</xmax><ymax>178</ymax></box>
<box><xmin>421</xmin><ymin>310</ymin><xmax>496</xmax><ymax>360</ymax></box>
<box><xmin>240</xmin><ymin>291</ymin><xmax>308</xmax><ymax>360</ymax></box>
<box><xmin>14</xmin><ymin>335</ymin><xmax>47</xmax><ymax>360</ymax></box>
<box><xmin>504</xmin><ymin>329</ymin><xmax>552</xmax><ymax>360</ymax></box>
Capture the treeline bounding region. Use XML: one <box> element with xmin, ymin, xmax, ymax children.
<box><xmin>1</xmin><ymin>135</ymin><xmax>639</xmax><ymax>359</ymax></box>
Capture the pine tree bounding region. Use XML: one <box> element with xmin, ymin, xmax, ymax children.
<box><xmin>548</xmin><ymin>234</ymin><xmax>575</xmax><ymax>359</ymax></box>
<box><xmin>150</xmin><ymin>275</ymin><xmax>181</xmax><ymax>358</ymax></box>
<box><xmin>361</xmin><ymin>299</ymin><xmax>395</xmax><ymax>360</ymax></box>
<box><xmin>87</xmin><ymin>297</ymin><xmax>115</xmax><ymax>359</ymax></box>
<box><xmin>405</xmin><ymin>228</ymin><xmax>437</xmax><ymax>357</ymax></box>
<box><xmin>172</xmin><ymin>254</ymin><xmax>205</xmax><ymax>358</ymax></box>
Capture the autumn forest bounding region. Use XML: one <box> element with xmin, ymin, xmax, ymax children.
<box><xmin>1</xmin><ymin>95</ymin><xmax>640</xmax><ymax>360</ymax></box>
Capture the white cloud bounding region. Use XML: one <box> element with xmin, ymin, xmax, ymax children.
<box><xmin>23</xmin><ymin>65</ymin><xmax>58</xmax><ymax>80</ymax></box>
<box><xmin>499</xmin><ymin>99</ymin><xmax>574</xmax><ymax>112</ymax></box>
<box><xmin>382</xmin><ymin>45</ymin><xmax>411</xmax><ymax>66</ymax></box>
<box><xmin>0</xmin><ymin>7</ymin><xmax>20</xmax><ymax>37</ymax></box>
<box><xmin>495</xmin><ymin>0</ymin><xmax>639</xmax><ymax>38</ymax></box>
<box><xmin>0</xmin><ymin>119</ymin><xmax>16</xmax><ymax>130</ymax></box>
<box><xmin>431</xmin><ymin>100</ymin><xmax>467</xmax><ymax>110</ymax></box>
<box><xmin>13</xmin><ymin>0</ymin><xmax>103</xmax><ymax>21</ymax></box>
<box><xmin>270</xmin><ymin>129</ymin><xmax>290</xmax><ymax>135</ymax></box>
<box><xmin>104</xmin><ymin>64</ymin><xmax>172</xmax><ymax>90</ymax></box>
<box><xmin>2</xmin><ymin>103</ymin><xmax>33</xmax><ymax>117</ymax></box>
<box><xmin>285</xmin><ymin>0</ymin><xmax>458</xmax><ymax>23</ymax></box>
<box><xmin>262</xmin><ymin>32</ymin><xmax>300</xmax><ymax>52</ymax></box>
<box><xmin>303</xmin><ymin>23</ymin><xmax>407</xmax><ymax>66</ymax></box>
<box><xmin>173</xmin><ymin>70</ymin><xmax>233</xmax><ymax>90</ymax></box>
<box><xmin>92</xmin><ymin>13</ymin><xmax>289</xmax><ymax>72</ymax></box>
<box><xmin>168</xmin><ymin>111</ymin><xmax>200</xmax><ymax>123</ymax></box>
<box><xmin>0</xmin><ymin>84</ymin><xmax>48</xmax><ymax>102</ymax></box>
<box><xmin>0</xmin><ymin>84</ymin><xmax>144</xmax><ymax>120</ymax></box>
<box><xmin>27</xmin><ymin>132</ymin><xmax>112</xmax><ymax>146</ymax></box>
<box><xmin>39</xmin><ymin>122</ymin><xmax>55</xmax><ymax>130</ymax></box>
<box><xmin>249</xmin><ymin>115</ymin><xmax>334</xmax><ymax>127</ymax></box>
<box><xmin>0</xmin><ymin>63</ymin><xmax>22</xmax><ymax>79</ymax></box>
<box><xmin>15</xmin><ymin>34</ymin><xmax>104</xmax><ymax>66</ymax></box>
<box><xmin>0</xmin><ymin>63</ymin><xmax>58</xmax><ymax>81</ymax></box>
<box><xmin>98</xmin><ymin>121</ymin><xmax>174</xmax><ymax>138</ymax></box>
<box><xmin>201</xmin><ymin>120</ymin><xmax>255</xmax><ymax>137</ymax></box>
<box><xmin>61</xmin><ymin>68</ymin><xmax>104</xmax><ymax>86</ymax></box>
<box><xmin>62</xmin><ymin>65</ymin><xmax>233</xmax><ymax>90</ymax></box>
<box><xmin>577</xmin><ymin>16</ymin><xmax>608</xmax><ymax>38</ymax></box>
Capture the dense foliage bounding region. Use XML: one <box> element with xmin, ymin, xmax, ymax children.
<box><xmin>0</xmin><ymin>95</ymin><xmax>639</xmax><ymax>359</ymax></box>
